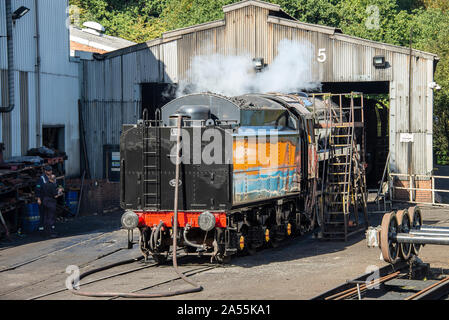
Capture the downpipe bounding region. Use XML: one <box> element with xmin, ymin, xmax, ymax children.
<box><xmin>0</xmin><ymin>0</ymin><xmax>15</xmax><ymax>113</ymax></box>
<box><xmin>34</xmin><ymin>0</ymin><xmax>41</xmax><ymax>146</ymax></box>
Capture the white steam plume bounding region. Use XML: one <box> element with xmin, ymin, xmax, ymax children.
<box><xmin>177</xmin><ymin>39</ymin><xmax>321</xmax><ymax>97</ymax></box>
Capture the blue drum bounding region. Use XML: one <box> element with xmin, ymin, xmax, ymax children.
<box><xmin>66</xmin><ymin>191</ymin><xmax>78</xmax><ymax>215</ymax></box>
<box><xmin>22</xmin><ymin>203</ymin><xmax>40</xmax><ymax>233</ymax></box>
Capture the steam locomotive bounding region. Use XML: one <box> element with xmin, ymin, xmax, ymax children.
<box><xmin>120</xmin><ymin>93</ymin><xmax>320</xmax><ymax>263</ymax></box>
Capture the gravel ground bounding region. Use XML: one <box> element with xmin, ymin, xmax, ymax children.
<box><xmin>0</xmin><ymin>205</ymin><xmax>448</xmax><ymax>300</ymax></box>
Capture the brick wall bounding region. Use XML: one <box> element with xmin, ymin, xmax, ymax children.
<box><xmin>70</xmin><ymin>41</ymin><xmax>108</xmax><ymax>54</ymax></box>
<box><xmin>65</xmin><ymin>179</ymin><xmax>121</xmax><ymax>216</ymax></box>
<box><xmin>393</xmin><ymin>179</ymin><xmax>432</xmax><ymax>203</ymax></box>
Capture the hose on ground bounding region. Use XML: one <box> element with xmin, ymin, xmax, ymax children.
<box><xmin>70</xmin><ymin>115</ymin><xmax>203</xmax><ymax>298</ymax></box>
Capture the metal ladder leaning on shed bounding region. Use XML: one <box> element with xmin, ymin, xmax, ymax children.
<box><xmin>319</xmin><ymin>93</ymin><xmax>369</xmax><ymax>241</ymax></box>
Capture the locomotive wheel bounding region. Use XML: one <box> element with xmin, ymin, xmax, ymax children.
<box><xmin>263</xmin><ymin>228</ymin><xmax>279</xmax><ymax>248</ymax></box>
<box><xmin>396</xmin><ymin>209</ymin><xmax>412</xmax><ymax>261</ymax></box>
<box><xmin>380</xmin><ymin>212</ymin><xmax>399</xmax><ymax>264</ymax></box>
<box><xmin>409</xmin><ymin>207</ymin><xmax>423</xmax><ymax>255</ymax></box>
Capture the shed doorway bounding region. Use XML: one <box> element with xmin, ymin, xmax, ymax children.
<box><xmin>320</xmin><ymin>81</ymin><xmax>390</xmax><ymax>189</ymax></box>
<box><xmin>43</xmin><ymin>126</ymin><xmax>65</xmax><ymax>154</ymax></box>
<box><xmin>141</xmin><ymin>83</ymin><xmax>177</xmax><ymax>120</ymax></box>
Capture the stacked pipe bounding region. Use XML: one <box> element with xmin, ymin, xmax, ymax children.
<box><xmin>395</xmin><ymin>225</ymin><xmax>449</xmax><ymax>245</ymax></box>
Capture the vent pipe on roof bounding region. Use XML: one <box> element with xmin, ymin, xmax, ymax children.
<box><xmin>0</xmin><ymin>0</ymin><xmax>15</xmax><ymax>113</ymax></box>
<box><xmin>82</xmin><ymin>21</ymin><xmax>105</xmax><ymax>36</ymax></box>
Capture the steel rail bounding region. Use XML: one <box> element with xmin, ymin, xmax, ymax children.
<box><xmin>0</xmin><ymin>232</ymin><xmax>110</xmax><ymax>273</ymax></box>
<box><xmin>28</xmin><ymin>259</ymin><xmax>157</xmax><ymax>300</ymax></box>
<box><xmin>334</xmin><ymin>272</ymin><xmax>401</xmax><ymax>300</ymax></box>
<box><xmin>325</xmin><ymin>271</ymin><xmax>401</xmax><ymax>300</ymax></box>
<box><xmin>404</xmin><ymin>277</ymin><xmax>449</xmax><ymax>300</ymax></box>
<box><xmin>0</xmin><ymin>245</ymin><xmax>130</xmax><ymax>298</ymax></box>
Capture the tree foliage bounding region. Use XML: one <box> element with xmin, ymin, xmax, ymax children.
<box><xmin>69</xmin><ymin>0</ymin><xmax>449</xmax><ymax>164</ymax></box>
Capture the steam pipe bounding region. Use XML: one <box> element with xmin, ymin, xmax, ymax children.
<box><xmin>0</xmin><ymin>0</ymin><xmax>15</xmax><ymax>113</ymax></box>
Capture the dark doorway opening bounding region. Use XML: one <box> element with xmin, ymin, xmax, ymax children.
<box><xmin>363</xmin><ymin>98</ymin><xmax>389</xmax><ymax>188</ymax></box>
<box><xmin>321</xmin><ymin>81</ymin><xmax>389</xmax><ymax>95</ymax></box>
<box><xmin>322</xmin><ymin>82</ymin><xmax>390</xmax><ymax>189</ymax></box>
<box><xmin>43</xmin><ymin>126</ymin><xmax>65</xmax><ymax>153</ymax></box>
<box><xmin>141</xmin><ymin>83</ymin><xmax>177</xmax><ymax>120</ymax></box>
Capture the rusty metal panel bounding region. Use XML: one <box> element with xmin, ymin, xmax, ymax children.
<box><xmin>162</xmin><ymin>40</ymin><xmax>178</xmax><ymax>83</ymax></box>
<box><xmin>255</xmin><ymin>6</ymin><xmax>269</xmax><ymax>61</ymax></box>
<box><xmin>195</xmin><ymin>28</ymin><xmax>216</xmax><ymax>56</ymax></box>
<box><xmin>177</xmin><ymin>33</ymin><xmax>196</xmax><ymax>81</ymax></box>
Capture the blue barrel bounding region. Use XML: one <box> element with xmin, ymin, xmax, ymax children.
<box><xmin>66</xmin><ymin>191</ymin><xmax>79</xmax><ymax>215</ymax></box>
<box><xmin>22</xmin><ymin>203</ymin><xmax>40</xmax><ymax>233</ymax></box>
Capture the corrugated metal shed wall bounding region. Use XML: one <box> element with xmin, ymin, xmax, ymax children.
<box><xmin>81</xmin><ymin>40</ymin><xmax>178</xmax><ymax>178</ymax></box>
<box><xmin>0</xmin><ymin>1</ymin><xmax>8</xmax><ymax>70</ymax></box>
<box><xmin>0</xmin><ymin>0</ymin><xmax>80</xmax><ymax>176</ymax></box>
<box><xmin>81</xmin><ymin>2</ymin><xmax>436</xmax><ymax>178</ymax></box>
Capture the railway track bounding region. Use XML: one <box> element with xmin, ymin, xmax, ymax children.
<box><xmin>27</xmin><ymin>254</ymin><xmax>218</xmax><ymax>300</ymax></box>
<box><xmin>0</xmin><ymin>231</ymin><xmax>111</xmax><ymax>273</ymax></box>
<box><xmin>0</xmin><ymin>233</ymin><xmax>218</xmax><ymax>300</ymax></box>
<box><xmin>313</xmin><ymin>259</ymin><xmax>449</xmax><ymax>300</ymax></box>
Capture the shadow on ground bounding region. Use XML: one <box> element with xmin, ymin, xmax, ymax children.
<box><xmin>0</xmin><ymin>210</ymin><xmax>123</xmax><ymax>251</ymax></box>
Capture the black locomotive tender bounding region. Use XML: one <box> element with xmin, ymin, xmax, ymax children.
<box><xmin>120</xmin><ymin>93</ymin><xmax>321</xmax><ymax>263</ymax></box>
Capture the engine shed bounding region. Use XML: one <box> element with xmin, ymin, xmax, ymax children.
<box><xmin>79</xmin><ymin>0</ymin><xmax>439</xmax><ymax>203</ymax></box>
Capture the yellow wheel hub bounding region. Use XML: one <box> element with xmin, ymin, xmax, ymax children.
<box><xmin>239</xmin><ymin>236</ymin><xmax>245</xmax><ymax>250</ymax></box>
<box><xmin>265</xmin><ymin>229</ymin><xmax>270</xmax><ymax>243</ymax></box>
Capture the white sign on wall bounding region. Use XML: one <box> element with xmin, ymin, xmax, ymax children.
<box><xmin>400</xmin><ymin>133</ymin><xmax>414</xmax><ymax>143</ymax></box>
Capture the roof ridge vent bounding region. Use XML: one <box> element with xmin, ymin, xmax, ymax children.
<box><xmin>82</xmin><ymin>21</ymin><xmax>105</xmax><ymax>36</ymax></box>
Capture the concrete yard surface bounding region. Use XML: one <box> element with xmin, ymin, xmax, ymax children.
<box><xmin>0</xmin><ymin>205</ymin><xmax>448</xmax><ymax>300</ymax></box>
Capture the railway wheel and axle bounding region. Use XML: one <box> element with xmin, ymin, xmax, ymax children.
<box><xmin>380</xmin><ymin>212</ymin><xmax>399</xmax><ymax>264</ymax></box>
<box><xmin>396</xmin><ymin>209</ymin><xmax>412</xmax><ymax>260</ymax></box>
<box><xmin>409</xmin><ymin>206</ymin><xmax>423</xmax><ymax>255</ymax></box>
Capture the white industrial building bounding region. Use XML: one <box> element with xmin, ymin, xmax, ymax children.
<box><xmin>0</xmin><ymin>0</ymin><xmax>80</xmax><ymax>176</ymax></box>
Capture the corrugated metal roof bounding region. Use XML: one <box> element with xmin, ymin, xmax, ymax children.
<box><xmin>70</xmin><ymin>26</ymin><xmax>136</xmax><ymax>52</ymax></box>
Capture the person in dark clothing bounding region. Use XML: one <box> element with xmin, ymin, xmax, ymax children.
<box><xmin>36</xmin><ymin>166</ymin><xmax>53</xmax><ymax>232</ymax></box>
<box><xmin>41</xmin><ymin>174</ymin><xmax>63</xmax><ymax>237</ymax></box>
